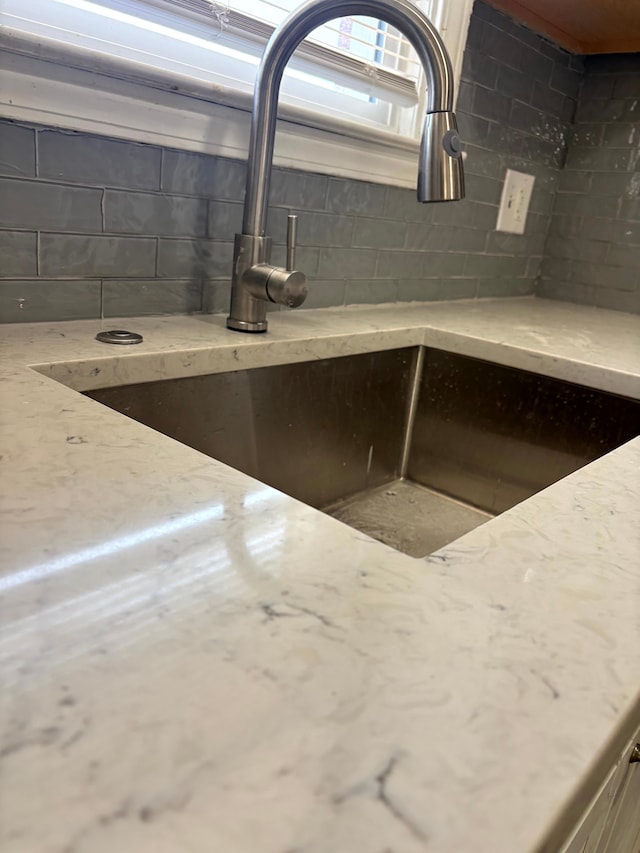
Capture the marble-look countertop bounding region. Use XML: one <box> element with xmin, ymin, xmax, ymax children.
<box><xmin>0</xmin><ymin>297</ymin><xmax>639</xmax><ymax>853</ymax></box>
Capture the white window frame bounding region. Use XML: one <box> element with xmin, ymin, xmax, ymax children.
<box><xmin>0</xmin><ymin>0</ymin><xmax>473</xmax><ymax>188</ymax></box>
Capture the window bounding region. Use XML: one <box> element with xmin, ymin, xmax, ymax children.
<box><xmin>1</xmin><ymin>0</ymin><xmax>473</xmax><ymax>185</ymax></box>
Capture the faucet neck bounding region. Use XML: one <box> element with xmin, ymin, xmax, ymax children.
<box><xmin>241</xmin><ymin>0</ymin><xmax>454</xmax><ymax>236</ymax></box>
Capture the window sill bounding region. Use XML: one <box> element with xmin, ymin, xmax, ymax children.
<box><xmin>2</xmin><ymin>31</ymin><xmax>427</xmax><ymax>188</ymax></box>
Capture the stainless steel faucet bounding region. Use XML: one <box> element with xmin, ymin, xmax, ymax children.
<box><xmin>227</xmin><ymin>0</ymin><xmax>465</xmax><ymax>333</ymax></box>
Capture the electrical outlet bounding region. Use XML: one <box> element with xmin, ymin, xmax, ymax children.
<box><xmin>496</xmin><ymin>169</ymin><xmax>535</xmax><ymax>235</ymax></box>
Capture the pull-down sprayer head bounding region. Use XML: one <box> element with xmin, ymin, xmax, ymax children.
<box><xmin>419</xmin><ymin>111</ymin><xmax>465</xmax><ymax>202</ymax></box>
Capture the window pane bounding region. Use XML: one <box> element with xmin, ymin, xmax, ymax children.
<box><xmin>235</xmin><ymin>2</ymin><xmax>415</xmax><ymax>74</ymax></box>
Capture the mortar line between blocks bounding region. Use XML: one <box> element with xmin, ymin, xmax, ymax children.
<box><xmin>34</xmin><ymin>128</ymin><xmax>40</xmax><ymax>177</ymax></box>
<box><xmin>159</xmin><ymin>147</ymin><xmax>165</xmax><ymax>192</ymax></box>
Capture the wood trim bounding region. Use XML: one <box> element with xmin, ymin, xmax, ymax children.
<box><xmin>485</xmin><ymin>0</ymin><xmax>640</xmax><ymax>55</ymax></box>
<box><xmin>484</xmin><ymin>0</ymin><xmax>586</xmax><ymax>53</ymax></box>
<box><xmin>581</xmin><ymin>37</ymin><xmax>640</xmax><ymax>54</ymax></box>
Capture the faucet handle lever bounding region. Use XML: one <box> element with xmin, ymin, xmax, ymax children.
<box><xmin>286</xmin><ymin>214</ymin><xmax>297</xmax><ymax>271</ymax></box>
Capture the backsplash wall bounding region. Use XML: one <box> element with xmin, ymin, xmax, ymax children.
<box><xmin>539</xmin><ymin>54</ymin><xmax>640</xmax><ymax>314</ymax></box>
<box><xmin>0</xmin><ymin>1</ymin><xmax>582</xmax><ymax>322</ymax></box>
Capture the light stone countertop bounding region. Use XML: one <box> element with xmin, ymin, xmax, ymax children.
<box><xmin>0</xmin><ymin>296</ymin><xmax>639</xmax><ymax>853</ymax></box>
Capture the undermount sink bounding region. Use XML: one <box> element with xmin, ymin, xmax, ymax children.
<box><xmin>86</xmin><ymin>347</ymin><xmax>640</xmax><ymax>557</ymax></box>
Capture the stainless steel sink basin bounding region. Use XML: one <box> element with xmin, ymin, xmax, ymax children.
<box><xmin>86</xmin><ymin>347</ymin><xmax>640</xmax><ymax>557</ymax></box>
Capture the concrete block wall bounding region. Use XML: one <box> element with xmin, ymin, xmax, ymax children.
<box><xmin>539</xmin><ymin>54</ymin><xmax>640</xmax><ymax>314</ymax></box>
<box><xmin>0</xmin><ymin>1</ymin><xmax>583</xmax><ymax>323</ymax></box>
<box><xmin>455</xmin><ymin>0</ymin><xmax>581</xmax><ymax>297</ymax></box>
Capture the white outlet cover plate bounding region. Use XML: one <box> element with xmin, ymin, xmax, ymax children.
<box><xmin>496</xmin><ymin>169</ymin><xmax>535</xmax><ymax>235</ymax></box>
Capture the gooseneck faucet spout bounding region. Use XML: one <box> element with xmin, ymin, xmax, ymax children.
<box><xmin>227</xmin><ymin>0</ymin><xmax>465</xmax><ymax>333</ymax></box>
